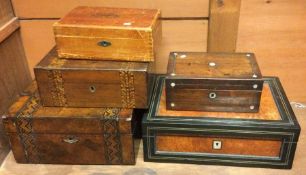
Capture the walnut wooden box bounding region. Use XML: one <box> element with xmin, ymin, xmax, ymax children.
<box><xmin>142</xmin><ymin>76</ymin><xmax>300</xmax><ymax>169</ymax></box>
<box><xmin>166</xmin><ymin>52</ymin><xmax>263</xmax><ymax>112</ymax></box>
<box><xmin>2</xmin><ymin>88</ymin><xmax>135</xmax><ymax>165</ymax></box>
<box><xmin>34</xmin><ymin>48</ymin><xmax>151</xmax><ymax>108</ymax></box>
<box><xmin>53</xmin><ymin>6</ymin><xmax>161</xmax><ymax>62</ymax></box>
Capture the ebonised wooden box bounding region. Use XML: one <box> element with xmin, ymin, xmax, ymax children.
<box><xmin>2</xmin><ymin>85</ymin><xmax>135</xmax><ymax>165</ymax></box>
<box><xmin>143</xmin><ymin>76</ymin><xmax>300</xmax><ymax>169</ymax></box>
<box><xmin>34</xmin><ymin>48</ymin><xmax>151</xmax><ymax>108</ymax></box>
<box><xmin>166</xmin><ymin>52</ymin><xmax>263</xmax><ymax>112</ymax></box>
<box><xmin>53</xmin><ymin>6</ymin><xmax>161</xmax><ymax>62</ymax></box>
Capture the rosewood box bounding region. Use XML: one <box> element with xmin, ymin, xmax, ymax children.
<box><xmin>34</xmin><ymin>48</ymin><xmax>151</xmax><ymax>108</ymax></box>
<box><xmin>2</xmin><ymin>86</ymin><xmax>135</xmax><ymax>165</ymax></box>
<box><xmin>143</xmin><ymin>76</ymin><xmax>300</xmax><ymax>169</ymax></box>
<box><xmin>53</xmin><ymin>6</ymin><xmax>161</xmax><ymax>62</ymax></box>
<box><xmin>166</xmin><ymin>52</ymin><xmax>263</xmax><ymax>112</ymax></box>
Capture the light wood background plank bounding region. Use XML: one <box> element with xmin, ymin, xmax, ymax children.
<box><xmin>11</xmin><ymin>0</ymin><xmax>209</xmax><ymax>18</ymax></box>
<box><xmin>0</xmin><ymin>31</ymin><xmax>31</xmax><ymax>114</ymax></box>
<box><xmin>0</xmin><ymin>0</ymin><xmax>14</xmax><ymax>25</ymax></box>
<box><xmin>208</xmin><ymin>0</ymin><xmax>241</xmax><ymax>52</ymax></box>
<box><xmin>236</xmin><ymin>0</ymin><xmax>306</xmax><ymax>102</ymax></box>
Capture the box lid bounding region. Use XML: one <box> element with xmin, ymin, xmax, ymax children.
<box><xmin>167</xmin><ymin>52</ymin><xmax>262</xmax><ymax>79</ymax></box>
<box><xmin>57</xmin><ymin>6</ymin><xmax>159</xmax><ymax>28</ymax></box>
<box><xmin>143</xmin><ymin>76</ymin><xmax>300</xmax><ymax>132</ymax></box>
<box><xmin>2</xmin><ymin>84</ymin><xmax>133</xmax><ymax>134</ymax></box>
<box><xmin>53</xmin><ymin>6</ymin><xmax>160</xmax><ymax>38</ymax></box>
<box><xmin>35</xmin><ymin>48</ymin><xmax>149</xmax><ymax>72</ymax></box>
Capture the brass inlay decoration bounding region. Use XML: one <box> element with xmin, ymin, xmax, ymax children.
<box><xmin>119</xmin><ymin>63</ymin><xmax>136</xmax><ymax>108</ymax></box>
<box><xmin>101</xmin><ymin>108</ymin><xmax>123</xmax><ymax>164</ymax></box>
<box><xmin>47</xmin><ymin>70</ymin><xmax>67</xmax><ymax>106</ymax></box>
<box><xmin>15</xmin><ymin>95</ymin><xmax>40</xmax><ymax>163</ymax></box>
<box><xmin>48</xmin><ymin>57</ymin><xmax>66</xmax><ymax>68</ymax></box>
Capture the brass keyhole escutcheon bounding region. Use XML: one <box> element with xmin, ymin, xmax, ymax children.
<box><xmin>97</xmin><ymin>40</ymin><xmax>111</xmax><ymax>47</ymax></box>
<box><xmin>209</xmin><ymin>92</ymin><xmax>217</xmax><ymax>99</ymax></box>
<box><xmin>89</xmin><ymin>85</ymin><xmax>96</xmax><ymax>93</ymax></box>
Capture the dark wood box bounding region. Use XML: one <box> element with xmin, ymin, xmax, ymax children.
<box><xmin>54</xmin><ymin>6</ymin><xmax>161</xmax><ymax>62</ymax></box>
<box><xmin>166</xmin><ymin>52</ymin><xmax>263</xmax><ymax>112</ymax></box>
<box><xmin>143</xmin><ymin>76</ymin><xmax>300</xmax><ymax>169</ymax></box>
<box><xmin>2</xmin><ymin>88</ymin><xmax>135</xmax><ymax>165</ymax></box>
<box><xmin>34</xmin><ymin>48</ymin><xmax>151</xmax><ymax>108</ymax></box>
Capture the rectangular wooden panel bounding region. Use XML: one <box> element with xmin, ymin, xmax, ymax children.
<box><xmin>159</xmin><ymin>83</ymin><xmax>280</xmax><ymax>120</ymax></box>
<box><xmin>0</xmin><ymin>0</ymin><xmax>14</xmax><ymax>25</ymax></box>
<box><xmin>0</xmin><ymin>31</ymin><xmax>31</xmax><ymax>114</ymax></box>
<box><xmin>208</xmin><ymin>0</ymin><xmax>241</xmax><ymax>52</ymax></box>
<box><xmin>3</xmin><ymin>93</ymin><xmax>133</xmax><ymax>134</ymax></box>
<box><xmin>156</xmin><ymin>134</ymin><xmax>282</xmax><ymax>157</ymax></box>
<box><xmin>11</xmin><ymin>0</ymin><xmax>209</xmax><ymax>18</ymax></box>
<box><xmin>7</xmin><ymin>133</ymin><xmax>134</xmax><ymax>165</ymax></box>
<box><xmin>20</xmin><ymin>19</ymin><xmax>208</xmax><ymax>77</ymax></box>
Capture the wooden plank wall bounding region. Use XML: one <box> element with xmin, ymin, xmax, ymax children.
<box><xmin>237</xmin><ymin>0</ymin><xmax>306</xmax><ymax>102</ymax></box>
<box><xmin>10</xmin><ymin>0</ymin><xmax>306</xmax><ymax>103</ymax></box>
<box><xmin>0</xmin><ymin>0</ymin><xmax>31</xmax><ymax>163</ymax></box>
<box><xmin>0</xmin><ymin>0</ymin><xmax>14</xmax><ymax>25</ymax></box>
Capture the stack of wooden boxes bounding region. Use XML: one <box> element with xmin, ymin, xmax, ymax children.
<box><xmin>142</xmin><ymin>52</ymin><xmax>301</xmax><ymax>169</ymax></box>
<box><xmin>2</xmin><ymin>6</ymin><xmax>161</xmax><ymax>165</ymax></box>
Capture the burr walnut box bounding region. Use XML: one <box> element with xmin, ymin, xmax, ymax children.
<box><xmin>166</xmin><ymin>52</ymin><xmax>263</xmax><ymax>112</ymax></box>
<box><xmin>2</xmin><ymin>86</ymin><xmax>135</xmax><ymax>165</ymax></box>
<box><xmin>34</xmin><ymin>48</ymin><xmax>151</xmax><ymax>108</ymax></box>
<box><xmin>53</xmin><ymin>6</ymin><xmax>161</xmax><ymax>62</ymax></box>
<box><xmin>142</xmin><ymin>76</ymin><xmax>300</xmax><ymax>169</ymax></box>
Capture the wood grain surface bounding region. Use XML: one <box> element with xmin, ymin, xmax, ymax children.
<box><xmin>0</xmin><ymin>0</ymin><xmax>14</xmax><ymax>26</ymax></box>
<box><xmin>11</xmin><ymin>0</ymin><xmax>209</xmax><ymax>18</ymax></box>
<box><xmin>156</xmin><ymin>134</ymin><xmax>282</xmax><ymax>157</ymax></box>
<box><xmin>165</xmin><ymin>52</ymin><xmax>262</xmax><ymax>112</ymax></box>
<box><xmin>34</xmin><ymin>49</ymin><xmax>149</xmax><ymax>108</ymax></box>
<box><xmin>236</xmin><ymin>0</ymin><xmax>306</xmax><ymax>102</ymax></box>
<box><xmin>0</xmin><ymin>31</ymin><xmax>31</xmax><ymax>115</ymax></box>
<box><xmin>208</xmin><ymin>0</ymin><xmax>241</xmax><ymax>52</ymax></box>
<box><xmin>0</xmin><ymin>0</ymin><xmax>29</xmax><ymax>165</ymax></box>
<box><xmin>4</xmin><ymin>97</ymin><xmax>133</xmax><ymax>134</ymax></box>
<box><xmin>3</xmin><ymin>91</ymin><xmax>135</xmax><ymax>165</ymax></box>
<box><xmin>7</xmin><ymin>133</ymin><xmax>135</xmax><ymax>165</ymax></box>
<box><xmin>0</xmin><ymin>18</ymin><xmax>20</xmax><ymax>43</ymax></box>
<box><xmin>167</xmin><ymin>52</ymin><xmax>260</xmax><ymax>78</ymax></box>
<box><xmin>158</xmin><ymin>84</ymin><xmax>281</xmax><ymax>120</ymax></box>
<box><xmin>54</xmin><ymin>6</ymin><xmax>161</xmax><ymax>61</ymax></box>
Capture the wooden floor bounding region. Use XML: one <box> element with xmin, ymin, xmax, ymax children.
<box><xmin>0</xmin><ymin>106</ymin><xmax>305</xmax><ymax>175</ymax></box>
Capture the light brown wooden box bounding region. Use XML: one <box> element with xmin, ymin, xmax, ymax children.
<box><xmin>53</xmin><ymin>6</ymin><xmax>161</xmax><ymax>62</ymax></box>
